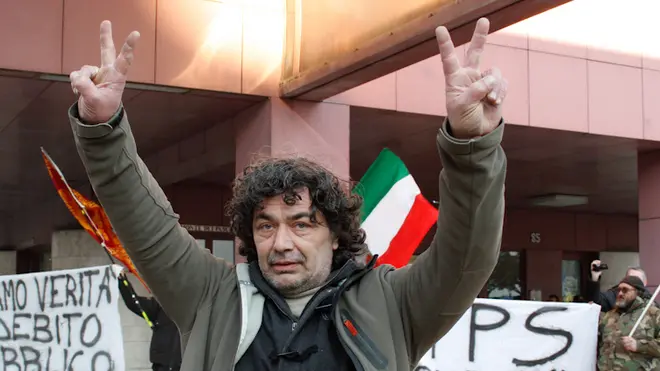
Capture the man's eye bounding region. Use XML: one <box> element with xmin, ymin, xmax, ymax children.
<box><xmin>295</xmin><ymin>223</ymin><xmax>308</xmax><ymax>229</ymax></box>
<box><xmin>259</xmin><ymin>224</ymin><xmax>273</xmax><ymax>230</ymax></box>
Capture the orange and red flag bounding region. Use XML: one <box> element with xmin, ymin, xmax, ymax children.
<box><xmin>41</xmin><ymin>148</ymin><xmax>149</xmax><ymax>292</ymax></box>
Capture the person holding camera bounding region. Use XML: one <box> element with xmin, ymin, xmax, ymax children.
<box><xmin>588</xmin><ymin>260</ymin><xmax>654</xmax><ymax>312</ymax></box>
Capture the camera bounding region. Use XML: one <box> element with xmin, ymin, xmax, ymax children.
<box><xmin>592</xmin><ymin>263</ymin><xmax>609</xmax><ymax>272</ymax></box>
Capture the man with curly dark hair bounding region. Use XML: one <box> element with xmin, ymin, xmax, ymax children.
<box><xmin>68</xmin><ymin>17</ymin><xmax>507</xmax><ymax>371</ymax></box>
<box><xmin>227</xmin><ymin>156</ymin><xmax>367</xmax><ymax>288</ymax></box>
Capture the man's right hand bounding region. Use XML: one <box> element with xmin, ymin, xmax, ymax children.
<box><xmin>69</xmin><ymin>20</ymin><xmax>140</xmax><ymax>124</ymax></box>
<box><xmin>590</xmin><ymin>259</ymin><xmax>602</xmax><ymax>281</ymax></box>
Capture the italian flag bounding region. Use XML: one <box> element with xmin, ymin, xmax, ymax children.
<box><xmin>355</xmin><ymin>149</ymin><xmax>438</xmax><ymax>268</ymax></box>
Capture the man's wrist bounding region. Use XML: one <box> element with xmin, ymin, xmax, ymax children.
<box><xmin>635</xmin><ymin>341</ymin><xmax>648</xmax><ymax>354</ymax></box>
<box><xmin>70</xmin><ymin>102</ymin><xmax>126</xmax><ymax>140</ymax></box>
<box><xmin>86</xmin><ymin>106</ymin><xmax>124</xmax><ymax>127</ymax></box>
<box><xmin>447</xmin><ymin>118</ymin><xmax>504</xmax><ymax>140</ymax></box>
<box><xmin>77</xmin><ymin>104</ymin><xmax>124</xmax><ymax>127</ymax></box>
<box><xmin>437</xmin><ymin>118</ymin><xmax>504</xmax><ymax>157</ymax></box>
<box><xmin>105</xmin><ymin>105</ymin><xmax>124</xmax><ymax>128</ymax></box>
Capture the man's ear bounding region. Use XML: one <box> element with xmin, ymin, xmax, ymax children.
<box><xmin>332</xmin><ymin>235</ymin><xmax>339</xmax><ymax>251</ymax></box>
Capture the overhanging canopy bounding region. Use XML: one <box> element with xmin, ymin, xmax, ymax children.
<box><xmin>280</xmin><ymin>0</ymin><xmax>570</xmax><ymax>100</ymax></box>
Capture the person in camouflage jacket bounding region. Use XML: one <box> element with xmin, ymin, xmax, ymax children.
<box><xmin>598</xmin><ymin>275</ymin><xmax>660</xmax><ymax>371</ymax></box>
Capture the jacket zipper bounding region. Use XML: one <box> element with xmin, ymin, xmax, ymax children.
<box><xmin>230</xmin><ymin>279</ymin><xmax>246</xmax><ymax>371</ymax></box>
<box><xmin>337</xmin><ymin>325</ymin><xmax>365</xmax><ymax>371</ymax></box>
<box><xmin>240</xmin><ymin>264</ymin><xmax>351</xmax><ymax>364</ymax></box>
<box><xmin>231</xmin><ymin>258</ymin><xmax>376</xmax><ymax>370</ymax></box>
<box><xmin>333</xmin><ymin>279</ymin><xmax>364</xmax><ymax>371</ymax></box>
<box><xmin>340</xmin><ymin>310</ymin><xmax>388</xmax><ymax>369</ymax></box>
<box><xmin>331</xmin><ymin>257</ymin><xmax>378</xmax><ymax>371</ymax></box>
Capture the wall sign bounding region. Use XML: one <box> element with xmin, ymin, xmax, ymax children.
<box><xmin>530</xmin><ymin>232</ymin><xmax>541</xmax><ymax>244</ymax></box>
<box><xmin>181</xmin><ymin>224</ymin><xmax>230</xmax><ymax>233</ymax></box>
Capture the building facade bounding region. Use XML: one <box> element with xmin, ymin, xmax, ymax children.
<box><xmin>0</xmin><ymin>0</ymin><xmax>658</xmax><ymax>369</ymax></box>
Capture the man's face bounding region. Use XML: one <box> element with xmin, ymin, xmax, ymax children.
<box><xmin>253</xmin><ymin>188</ymin><xmax>338</xmax><ymax>296</ymax></box>
<box><xmin>615</xmin><ymin>283</ymin><xmax>638</xmax><ymax>309</ymax></box>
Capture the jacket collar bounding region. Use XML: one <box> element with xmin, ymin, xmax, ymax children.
<box><xmin>247</xmin><ymin>257</ymin><xmax>369</xmax><ymax>300</ymax></box>
<box><xmin>617</xmin><ymin>296</ymin><xmax>646</xmax><ymax>314</ymax></box>
<box><xmin>629</xmin><ymin>297</ymin><xmax>646</xmax><ymax>311</ymax></box>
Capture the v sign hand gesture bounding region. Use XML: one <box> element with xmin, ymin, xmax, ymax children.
<box><xmin>436</xmin><ymin>18</ymin><xmax>507</xmax><ymax>139</ymax></box>
<box><xmin>70</xmin><ymin>21</ymin><xmax>140</xmax><ymax>124</ymax></box>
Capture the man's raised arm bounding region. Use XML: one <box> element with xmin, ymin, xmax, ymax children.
<box><xmin>386</xmin><ymin>18</ymin><xmax>507</xmax><ymax>364</ymax></box>
<box><xmin>68</xmin><ymin>20</ymin><xmax>232</xmax><ymax>333</ymax></box>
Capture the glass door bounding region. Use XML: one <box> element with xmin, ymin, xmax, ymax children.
<box><xmin>486</xmin><ymin>251</ymin><xmax>523</xmax><ymax>300</ymax></box>
<box><xmin>561</xmin><ymin>259</ymin><xmax>581</xmax><ymax>302</ymax></box>
<box><xmin>561</xmin><ymin>251</ymin><xmax>598</xmax><ymax>303</ymax></box>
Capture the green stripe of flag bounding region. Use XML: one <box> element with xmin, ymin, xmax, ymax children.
<box><xmin>354</xmin><ymin>149</ymin><xmax>410</xmax><ymax>222</ymax></box>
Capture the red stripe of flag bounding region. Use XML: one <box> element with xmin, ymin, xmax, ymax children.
<box><xmin>376</xmin><ymin>194</ymin><xmax>437</xmax><ymax>268</ymax></box>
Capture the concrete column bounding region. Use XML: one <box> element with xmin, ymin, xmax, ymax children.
<box><xmin>51</xmin><ymin>230</ymin><xmax>152</xmax><ymax>371</ymax></box>
<box><xmin>525</xmin><ymin>250</ymin><xmax>562</xmax><ymax>300</ymax></box>
<box><xmin>0</xmin><ymin>251</ymin><xmax>16</xmax><ymax>275</ymax></box>
<box><xmin>638</xmin><ymin>151</ymin><xmax>660</xmax><ymax>289</ymax></box>
<box><xmin>233</xmin><ymin>98</ymin><xmax>351</xmax><ymax>262</ymax></box>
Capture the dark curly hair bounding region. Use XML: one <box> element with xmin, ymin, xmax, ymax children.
<box><xmin>225</xmin><ymin>156</ymin><xmax>367</xmax><ymax>270</ymax></box>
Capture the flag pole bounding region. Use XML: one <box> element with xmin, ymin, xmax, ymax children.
<box><xmin>82</xmin><ymin>211</ymin><xmax>155</xmax><ymax>329</ymax></box>
<box><xmin>41</xmin><ymin>148</ymin><xmax>154</xmax><ymax>328</ymax></box>
<box><xmin>78</xmin><ymin>202</ymin><xmax>154</xmax><ymax>329</ymax></box>
<box><xmin>629</xmin><ymin>284</ymin><xmax>660</xmax><ymax>336</ymax></box>
<box><xmin>119</xmin><ymin>273</ymin><xmax>155</xmax><ymax>328</ymax></box>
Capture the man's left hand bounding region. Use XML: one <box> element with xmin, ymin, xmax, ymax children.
<box><xmin>435</xmin><ymin>17</ymin><xmax>508</xmax><ymax>139</ymax></box>
<box><xmin>622</xmin><ymin>336</ymin><xmax>638</xmax><ymax>352</ymax></box>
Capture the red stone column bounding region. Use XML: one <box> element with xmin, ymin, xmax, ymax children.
<box><xmin>638</xmin><ymin>151</ymin><xmax>660</xmax><ymax>288</ymax></box>
<box><xmin>232</xmin><ymin>98</ymin><xmax>350</xmax><ymax>263</ymax></box>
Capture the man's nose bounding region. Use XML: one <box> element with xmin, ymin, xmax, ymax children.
<box><xmin>273</xmin><ymin>226</ymin><xmax>294</xmax><ymax>251</ymax></box>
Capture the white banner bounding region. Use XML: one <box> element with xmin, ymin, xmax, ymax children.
<box><xmin>0</xmin><ymin>265</ymin><xmax>125</xmax><ymax>371</ymax></box>
<box><xmin>415</xmin><ymin>298</ymin><xmax>600</xmax><ymax>371</ymax></box>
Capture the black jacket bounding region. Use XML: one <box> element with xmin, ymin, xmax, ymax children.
<box><xmin>118</xmin><ymin>279</ymin><xmax>182</xmax><ymax>370</ymax></box>
<box><xmin>586</xmin><ymin>279</ymin><xmax>657</xmax><ymax>312</ymax></box>
<box><xmin>234</xmin><ymin>260</ymin><xmax>366</xmax><ymax>371</ymax></box>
